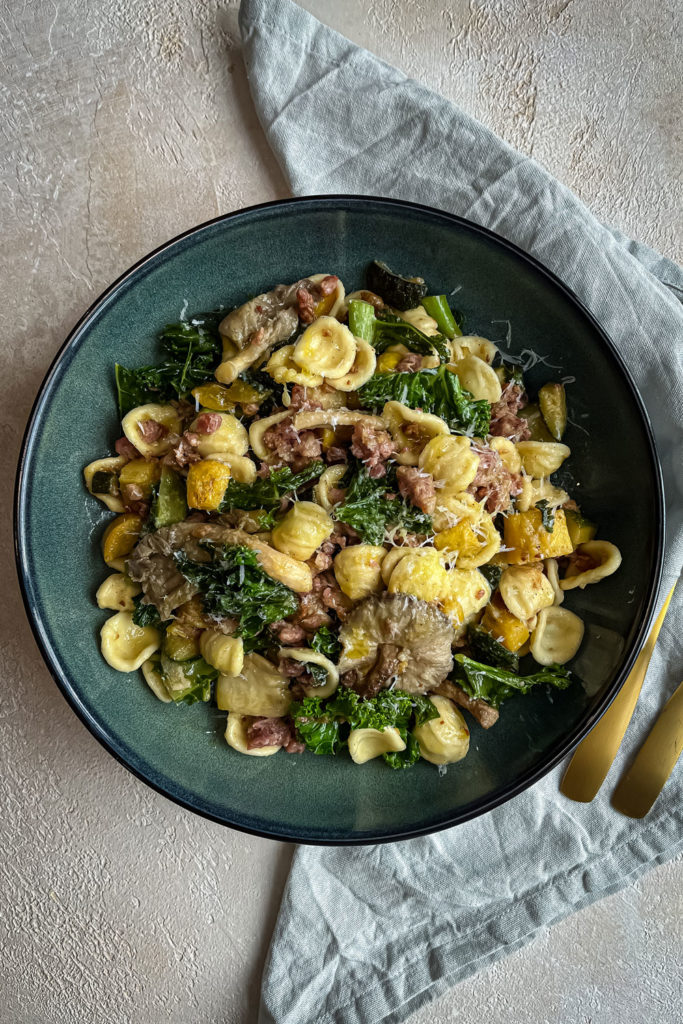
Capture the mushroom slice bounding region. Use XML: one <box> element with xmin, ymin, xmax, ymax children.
<box><xmin>338</xmin><ymin>593</ymin><xmax>454</xmax><ymax>695</ymax></box>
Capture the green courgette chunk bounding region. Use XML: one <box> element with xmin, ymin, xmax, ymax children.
<box><xmin>366</xmin><ymin>260</ymin><xmax>428</xmax><ymax>311</ymax></box>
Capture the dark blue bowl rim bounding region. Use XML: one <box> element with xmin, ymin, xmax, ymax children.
<box><xmin>14</xmin><ymin>194</ymin><xmax>665</xmax><ymax>845</ymax></box>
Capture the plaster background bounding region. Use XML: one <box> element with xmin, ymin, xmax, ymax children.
<box><xmin>1</xmin><ymin>1</ymin><xmax>681</xmax><ymax>1021</ymax></box>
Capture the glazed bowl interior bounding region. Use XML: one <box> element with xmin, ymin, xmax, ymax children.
<box><xmin>16</xmin><ymin>197</ymin><xmax>663</xmax><ymax>843</ymax></box>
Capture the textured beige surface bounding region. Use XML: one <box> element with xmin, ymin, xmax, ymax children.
<box><xmin>1</xmin><ymin>1</ymin><xmax>681</xmax><ymax>1022</ymax></box>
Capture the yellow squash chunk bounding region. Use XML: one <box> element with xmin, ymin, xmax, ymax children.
<box><xmin>118</xmin><ymin>458</ymin><xmax>161</xmax><ymax>498</ymax></box>
<box><xmin>376</xmin><ymin>349</ymin><xmax>406</xmax><ymax>373</ymax></box>
<box><xmin>480</xmin><ymin>595</ymin><xmax>530</xmax><ymax>652</ymax></box>
<box><xmin>186</xmin><ymin>459</ymin><xmax>232</xmax><ymax>510</ymax></box>
<box><xmin>503</xmin><ymin>508</ymin><xmax>574</xmax><ymax>564</ymax></box>
<box><xmin>191</xmin><ymin>380</ymin><xmax>264</xmax><ymax>412</ymax></box>
<box><xmin>434</xmin><ymin>515</ymin><xmax>501</xmax><ymax>570</ymax></box>
<box><xmin>102</xmin><ymin>514</ymin><xmax>144</xmax><ymax>567</ymax></box>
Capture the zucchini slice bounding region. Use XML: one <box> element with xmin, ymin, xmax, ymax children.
<box><xmin>366</xmin><ymin>260</ymin><xmax>428</xmax><ymax>311</ymax></box>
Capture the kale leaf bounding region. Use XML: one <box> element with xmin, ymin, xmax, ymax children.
<box><xmin>310</xmin><ymin>626</ymin><xmax>342</xmax><ymax>661</ymax></box>
<box><xmin>219</xmin><ymin>461</ymin><xmax>325</xmax><ymax>515</ymax></box>
<box><xmin>372</xmin><ymin>311</ymin><xmax>450</xmax><ymax>363</ymax></box>
<box><xmin>383</xmin><ymin>731</ymin><xmax>422</xmax><ymax>770</ymax></box>
<box><xmin>357</xmin><ymin>365</ymin><xmax>491</xmax><ymax>437</ymax></box>
<box><xmin>173</xmin><ymin>544</ymin><xmax>298</xmax><ymax>643</ymax></box>
<box><xmin>157</xmin><ymin>654</ymin><xmax>218</xmax><ymax>705</ymax></box>
<box><xmin>452</xmin><ymin>654</ymin><xmax>572</xmax><ymax>709</ymax></box>
<box><xmin>115</xmin><ymin>311</ymin><xmax>223</xmax><ymax>416</ymax></box>
<box><xmin>132</xmin><ymin>594</ymin><xmax>163</xmax><ymax>628</ymax></box>
<box><xmin>467</xmin><ymin>625</ymin><xmax>520</xmax><ymax>674</ymax></box>
<box><xmin>479</xmin><ymin>563</ymin><xmax>504</xmax><ymax>591</ymax></box>
<box><xmin>535</xmin><ymin>499</ymin><xmax>556</xmax><ymax>533</ymax></box>
<box><xmin>289</xmin><ymin>696</ymin><xmax>342</xmax><ymax>755</ymax></box>
<box><xmin>334</xmin><ymin>464</ymin><xmax>432</xmax><ymax>545</ymax></box>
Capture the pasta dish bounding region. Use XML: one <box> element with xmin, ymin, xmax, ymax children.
<box><xmin>84</xmin><ymin>262</ymin><xmax>621</xmax><ymax>768</ymax></box>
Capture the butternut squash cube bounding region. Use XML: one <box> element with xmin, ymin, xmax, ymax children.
<box><xmin>503</xmin><ymin>508</ymin><xmax>573</xmax><ymax>564</ymax></box>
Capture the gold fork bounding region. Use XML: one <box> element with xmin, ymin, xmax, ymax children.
<box><xmin>560</xmin><ymin>583</ymin><xmax>677</xmax><ymax>803</ymax></box>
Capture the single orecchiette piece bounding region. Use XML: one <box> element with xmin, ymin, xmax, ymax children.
<box><xmin>560</xmin><ymin>541</ymin><xmax>622</xmax><ymax>590</ymax></box>
<box><xmin>489</xmin><ymin>436</ymin><xmax>522</xmax><ymax>475</ymax></box>
<box><xmin>348</xmin><ymin>727</ymin><xmax>407</xmax><ymax>764</ymax></box>
<box><xmin>314</xmin><ymin>465</ymin><xmax>347</xmax><ymax>511</ymax></box>
<box><xmin>499</xmin><ymin>565</ymin><xmax>555</xmax><ymax>621</ymax></box>
<box><xmin>141</xmin><ymin>658</ymin><xmax>172</xmax><ymax>703</ymax></box>
<box><xmin>449</xmin><ymin>354</ymin><xmax>502</xmax><ymax>403</ymax></box>
<box><xmin>200</xmin><ymin>630</ymin><xmax>244</xmax><ymax>676</ymax></box>
<box><xmin>216</xmin><ymin>654</ymin><xmax>291</xmax><ymax>717</ymax></box>
<box><xmin>265</xmin><ymin>344</ymin><xmax>324</xmax><ymax>387</ymax></box>
<box><xmin>121</xmin><ymin>403</ymin><xmax>182</xmax><ymax>458</ymax></box>
<box><xmin>291</xmin><ymin>409</ymin><xmax>388</xmax><ymax>433</ymax></box>
<box><xmin>205</xmin><ymin>451</ymin><xmax>257</xmax><ymax>484</ymax></box>
<box><xmin>334</xmin><ymin>545</ymin><xmax>386</xmax><ymax>601</ymax></box>
<box><xmin>380</xmin><ymin>545</ymin><xmax>412</xmax><ymax>585</ymax></box>
<box><xmin>225</xmin><ymin>712</ymin><xmax>281</xmax><ymax>756</ymax></box>
<box><xmin>515</xmin><ymin>441</ymin><xmax>571</xmax><ymax>478</ymax></box>
<box><xmin>450</xmin><ymin>335</ymin><xmax>498</xmax><ymax>365</ymax></box>
<box><xmin>515</xmin><ymin>477</ymin><xmax>570</xmax><ymax>513</ymax></box>
<box><xmin>387</xmin><ymin>548</ymin><xmax>450</xmax><ymax>603</ymax></box>
<box><xmin>398</xmin><ymin>305</ymin><xmax>439</xmax><ymax>336</ymax></box>
<box><xmin>271</xmin><ymin>501</ymin><xmax>334</xmax><ymax>562</ymax></box>
<box><xmin>383</xmin><ymin>401</ymin><xmax>450</xmax><ymax>466</ymax></box>
<box><xmin>413</xmin><ymin>696</ymin><xmax>470</xmax><ymax>765</ymax></box>
<box><xmin>293</xmin><ymin>316</ymin><xmax>357</xmax><ymax>379</ymax></box>
<box><xmin>434</xmin><ymin>510</ymin><xmax>501</xmax><ymax>569</ymax></box>
<box><xmin>440</xmin><ymin>568</ymin><xmax>490</xmax><ymax>635</ymax></box>
<box><xmin>544</xmin><ymin>558</ymin><xmax>564</xmax><ymax>606</ymax></box>
<box><xmin>307</xmin><ymin>273</ymin><xmax>347</xmax><ymax>319</ymax></box>
<box><xmin>189</xmin><ymin>411</ymin><xmax>249</xmax><ymax>457</ymax></box>
<box><xmin>96</xmin><ymin>573</ymin><xmax>141</xmax><ymax>612</ymax></box>
<box><xmin>431</xmin><ymin>491</ymin><xmax>483</xmax><ymax>533</ymax></box>
<box><xmin>278</xmin><ymin>647</ymin><xmax>340</xmax><ymax>698</ymax></box>
<box><xmin>418</xmin><ymin>434</ymin><xmax>480</xmax><ymax>494</ymax></box>
<box><xmin>84</xmin><ymin>456</ymin><xmax>126</xmax><ymax>513</ymax></box>
<box><xmin>327</xmin><ymin>338</ymin><xmax>377</xmax><ymax>391</ymax></box>
<box><xmin>100</xmin><ymin>612</ymin><xmax>161</xmax><ymax>672</ymax></box>
<box><xmin>530</xmin><ymin>606</ymin><xmax>585</xmax><ymax>665</ymax></box>
<box><xmin>249</xmin><ymin>411</ymin><xmax>290</xmax><ymax>460</ymax></box>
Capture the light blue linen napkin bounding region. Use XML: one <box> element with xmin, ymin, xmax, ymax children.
<box><xmin>238</xmin><ymin>2</ymin><xmax>683</xmax><ymax>1022</ymax></box>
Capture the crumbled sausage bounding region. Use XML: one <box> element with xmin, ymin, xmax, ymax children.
<box><xmin>137</xmin><ymin>419</ymin><xmax>168</xmax><ymax>443</ymax></box>
<box><xmin>289</xmin><ymin>384</ymin><xmax>323</xmax><ymax>412</ymax></box>
<box><xmin>489</xmin><ymin>384</ymin><xmax>531</xmax><ymax>442</ymax></box>
<box><xmin>468</xmin><ymin>445</ymin><xmax>522</xmax><ymax>514</ymax></box>
<box><xmin>162</xmin><ymin>431</ymin><xmax>202</xmax><ymax>470</ymax></box>
<box><xmin>115</xmin><ymin>436</ymin><xmax>139</xmax><ymax>460</ymax></box>
<box><xmin>350</xmin><ymin>421</ymin><xmax>397</xmax><ymax>479</ymax></box>
<box><xmin>246</xmin><ymin>717</ymin><xmax>302</xmax><ymax>752</ymax></box>
<box><xmin>271</xmin><ymin>621</ymin><xmax>307</xmax><ymax>645</ymax></box>
<box><xmin>396</xmin><ymin>466</ymin><xmax>437</xmax><ymax>514</ymax></box>
<box><xmin>194</xmin><ymin>412</ymin><xmax>222</xmax><ymax>435</ymax></box>
<box><xmin>296</xmin><ymin>287</ymin><xmax>317</xmax><ymax>324</ymax></box>
<box><xmin>263</xmin><ymin>418</ymin><xmax>322</xmax><ymax>470</ymax></box>
<box><xmin>395</xmin><ymin>353</ymin><xmax>423</xmax><ymax>373</ymax></box>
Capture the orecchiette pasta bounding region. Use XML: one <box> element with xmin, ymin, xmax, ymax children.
<box><xmin>84</xmin><ymin>456</ymin><xmax>126</xmax><ymax>513</ymax></box>
<box><xmin>327</xmin><ymin>338</ymin><xmax>377</xmax><ymax>391</ymax></box>
<box><xmin>560</xmin><ymin>541</ymin><xmax>622</xmax><ymax>590</ymax></box>
<box><xmin>249</xmin><ymin>411</ymin><xmax>289</xmax><ymax>460</ymax></box>
<box><xmin>388</xmin><ymin>548</ymin><xmax>450</xmax><ymax>603</ymax></box>
<box><xmin>141</xmin><ymin>658</ymin><xmax>172</xmax><ymax>703</ymax></box>
<box><xmin>515</xmin><ymin>477</ymin><xmax>570</xmax><ymax>513</ymax></box>
<box><xmin>380</xmin><ymin>545</ymin><xmax>412</xmax><ymax>586</ymax></box>
<box><xmin>489</xmin><ymin>436</ymin><xmax>522</xmax><ymax>475</ymax></box>
<box><xmin>314</xmin><ymin>465</ymin><xmax>347</xmax><ymax>511</ymax></box>
<box><xmin>271</xmin><ymin>501</ymin><xmax>334</xmax><ymax>561</ymax></box>
<box><xmin>265</xmin><ymin>344</ymin><xmax>324</xmax><ymax>387</ymax></box>
<box><xmin>516</xmin><ymin>441</ymin><xmax>571</xmax><ymax>478</ymax></box>
<box><xmin>530</xmin><ymin>606</ymin><xmax>585</xmax><ymax>665</ymax></box>
<box><xmin>383</xmin><ymin>401</ymin><xmax>450</xmax><ymax>465</ymax></box>
<box><xmin>413</xmin><ymin>696</ymin><xmax>470</xmax><ymax>765</ymax></box>
<box><xmin>278</xmin><ymin>647</ymin><xmax>340</xmax><ymax>698</ymax></box>
<box><xmin>225</xmin><ymin>712</ymin><xmax>281</xmax><ymax>756</ymax></box>
<box><xmin>95</xmin><ymin>573</ymin><xmax>141</xmax><ymax>612</ymax></box>
<box><xmin>449</xmin><ymin>355</ymin><xmax>502</xmax><ymax>403</ymax></box>
<box><xmin>189</xmin><ymin>411</ymin><xmax>249</xmax><ymax>458</ymax></box>
<box><xmin>334</xmin><ymin>545</ymin><xmax>386</xmax><ymax>601</ymax></box>
<box><xmin>499</xmin><ymin>565</ymin><xmax>555</xmax><ymax>621</ymax></box>
<box><xmin>216</xmin><ymin>654</ymin><xmax>291</xmax><ymax>717</ymax></box>
<box><xmin>204</xmin><ymin>451</ymin><xmax>257</xmax><ymax>484</ymax></box>
<box><xmin>440</xmin><ymin>568</ymin><xmax>490</xmax><ymax>634</ymax></box>
<box><xmin>431</xmin><ymin>491</ymin><xmax>483</xmax><ymax>533</ymax></box>
<box><xmin>450</xmin><ymin>335</ymin><xmax>498</xmax><ymax>365</ymax></box>
<box><xmin>200</xmin><ymin>630</ymin><xmax>245</xmax><ymax>676</ymax></box>
<box><xmin>544</xmin><ymin>558</ymin><xmax>564</xmax><ymax>606</ymax></box>
<box><xmin>418</xmin><ymin>434</ymin><xmax>480</xmax><ymax>494</ymax></box>
<box><xmin>121</xmin><ymin>403</ymin><xmax>182</xmax><ymax>458</ymax></box>
<box><xmin>348</xmin><ymin>727</ymin><xmax>407</xmax><ymax>764</ymax></box>
<box><xmin>100</xmin><ymin>612</ymin><xmax>161</xmax><ymax>672</ymax></box>
<box><xmin>398</xmin><ymin>305</ymin><xmax>439</xmax><ymax>336</ymax></box>
<box><xmin>293</xmin><ymin>316</ymin><xmax>357</xmax><ymax>379</ymax></box>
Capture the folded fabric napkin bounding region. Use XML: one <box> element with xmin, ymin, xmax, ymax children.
<box><xmin>238</xmin><ymin>2</ymin><xmax>683</xmax><ymax>1021</ymax></box>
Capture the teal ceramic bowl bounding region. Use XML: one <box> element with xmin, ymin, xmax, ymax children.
<box><xmin>15</xmin><ymin>197</ymin><xmax>664</xmax><ymax>844</ymax></box>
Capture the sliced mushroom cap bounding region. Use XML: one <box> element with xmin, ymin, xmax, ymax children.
<box><xmin>338</xmin><ymin>593</ymin><xmax>454</xmax><ymax>695</ymax></box>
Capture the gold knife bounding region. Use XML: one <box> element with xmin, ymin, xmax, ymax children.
<box><xmin>611</xmin><ymin>679</ymin><xmax>683</xmax><ymax>818</ymax></box>
<box><xmin>560</xmin><ymin>583</ymin><xmax>677</xmax><ymax>803</ymax></box>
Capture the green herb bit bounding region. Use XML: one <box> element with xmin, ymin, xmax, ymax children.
<box><xmin>289</xmin><ymin>696</ymin><xmax>342</xmax><ymax>756</ymax></box>
<box><xmin>310</xmin><ymin>626</ymin><xmax>342</xmax><ymax>661</ymax></box>
<box><xmin>132</xmin><ymin>594</ymin><xmax>163</xmax><ymax>629</ymax></box>
<box><xmin>535</xmin><ymin>499</ymin><xmax>556</xmax><ymax>533</ymax></box>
